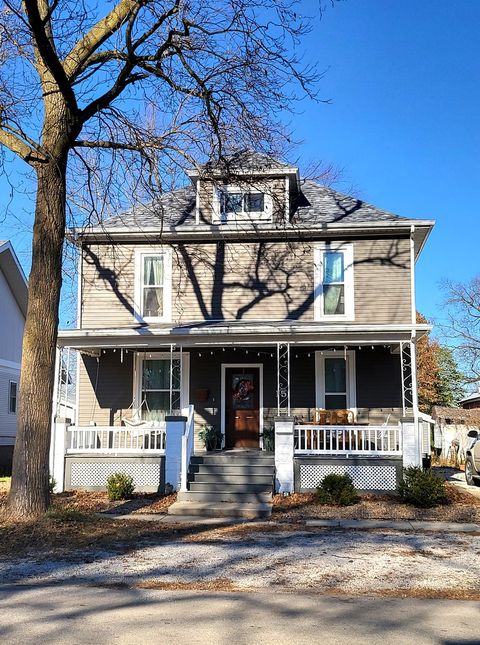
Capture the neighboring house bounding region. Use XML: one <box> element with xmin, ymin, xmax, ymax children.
<box><xmin>52</xmin><ymin>151</ymin><xmax>434</xmax><ymax>515</ymax></box>
<box><xmin>432</xmin><ymin>405</ymin><xmax>480</xmax><ymax>463</ymax></box>
<box><xmin>460</xmin><ymin>391</ymin><xmax>480</xmax><ymax>410</ymax></box>
<box><xmin>0</xmin><ymin>241</ymin><xmax>27</xmax><ymax>473</ymax></box>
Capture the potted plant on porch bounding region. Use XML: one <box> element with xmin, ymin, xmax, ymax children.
<box><xmin>198</xmin><ymin>424</ymin><xmax>221</xmax><ymax>451</ymax></box>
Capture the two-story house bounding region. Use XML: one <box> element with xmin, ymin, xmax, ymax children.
<box><xmin>0</xmin><ymin>241</ymin><xmax>27</xmax><ymax>474</ymax></box>
<box><xmin>52</xmin><ymin>151</ymin><xmax>434</xmax><ymax>517</ymax></box>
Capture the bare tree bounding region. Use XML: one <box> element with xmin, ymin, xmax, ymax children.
<box><xmin>0</xmin><ymin>0</ymin><xmax>327</xmax><ymax>516</ymax></box>
<box><xmin>442</xmin><ymin>275</ymin><xmax>480</xmax><ymax>385</ymax></box>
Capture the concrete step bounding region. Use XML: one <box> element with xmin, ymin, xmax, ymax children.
<box><xmin>177</xmin><ymin>490</ymin><xmax>273</xmax><ymax>503</ymax></box>
<box><xmin>168</xmin><ymin>501</ymin><xmax>272</xmax><ymax>518</ymax></box>
<box><xmin>188</xmin><ymin>473</ymin><xmax>274</xmax><ymax>485</ymax></box>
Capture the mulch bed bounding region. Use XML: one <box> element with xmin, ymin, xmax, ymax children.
<box><xmin>272</xmin><ymin>483</ymin><xmax>480</xmax><ymax>523</ymax></box>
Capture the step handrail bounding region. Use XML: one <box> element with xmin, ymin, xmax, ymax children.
<box><xmin>180</xmin><ymin>404</ymin><xmax>195</xmax><ymax>492</ymax></box>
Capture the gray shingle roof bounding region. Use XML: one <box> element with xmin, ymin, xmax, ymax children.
<box><xmin>103</xmin><ymin>178</ymin><xmax>408</xmax><ymax>231</ymax></box>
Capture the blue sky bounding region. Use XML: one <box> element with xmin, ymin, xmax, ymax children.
<box><xmin>1</xmin><ymin>0</ymin><xmax>478</xmax><ymax>330</ymax></box>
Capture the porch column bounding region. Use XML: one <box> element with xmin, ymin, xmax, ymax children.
<box><xmin>276</xmin><ymin>342</ymin><xmax>290</xmax><ymax>416</ymax></box>
<box><xmin>274</xmin><ymin>416</ymin><xmax>294</xmax><ymax>493</ymax></box>
<box><xmin>165</xmin><ymin>415</ymin><xmax>187</xmax><ymax>491</ymax></box>
<box><xmin>401</xmin><ymin>416</ymin><xmax>421</xmax><ymax>468</ymax></box>
<box><xmin>50</xmin><ymin>417</ymin><xmax>70</xmax><ymax>493</ymax></box>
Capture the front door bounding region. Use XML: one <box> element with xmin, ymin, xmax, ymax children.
<box><xmin>224</xmin><ymin>367</ymin><xmax>260</xmax><ymax>449</ymax></box>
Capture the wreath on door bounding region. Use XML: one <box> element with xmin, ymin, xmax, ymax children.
<box><xmin>232</xmin><ymin>378</ymin><xmax>254</xmax><ymax>402</ymax></box>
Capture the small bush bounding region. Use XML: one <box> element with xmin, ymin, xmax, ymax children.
<box><xmin>49</xmin><ymin>476</ymin><xmax>57</xmax><ymax>495</ymax></box>
<box><xmin>398</xmin><ymin>467</ymin><xmax>447</xmax><ymax>508</ymax></box>
<box><xmin>106</xmin><ymin>472</ymin><xmax>135</xmax><ymax>501</ymax></box>
<box><xmin>263</xmin><ymin>425</ymin><xmax>275</xmax><ymax>452</ymax></box>
<box><xmin>316</xmin><ymin>473</ymin><xmax>359</xmax><ymax>506</ymax></box>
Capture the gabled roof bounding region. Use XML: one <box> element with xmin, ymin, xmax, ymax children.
<box><xmin>0</xmin><ymin>240</ymin><xmax>28</xmax><ymax>317</ymax></box>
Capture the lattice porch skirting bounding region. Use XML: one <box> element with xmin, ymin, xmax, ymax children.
<box><xmin>294</xmin><ymin>457</ymin><xmax>403</xmax><ymax>492</ymax></box>
<box><xmin>65</xmin><ymin>455</ymin><xmax>165</xmax><ymax>492</ymax></box>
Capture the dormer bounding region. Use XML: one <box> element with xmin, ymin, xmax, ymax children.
<box><xmin>186</xmin><ymin>151</ymin><xmax>300</xmax><ymax>226</ymax></box>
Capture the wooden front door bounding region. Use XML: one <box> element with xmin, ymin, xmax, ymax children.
<box><xmin>224</xmin><ymin>367</ymin><xmax>260</xmax><ymax>449</ymax></box>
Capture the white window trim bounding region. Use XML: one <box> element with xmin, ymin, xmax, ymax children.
<box><xmin>133</xmin><ymin>351</ymin><xmax>190</xmax><ymax>416</ymax></box>
<box><xmin>212</xmin><ymin>184</ymin><xmax>273</xmax><ymax>224</ymax></box>
<box><xmin>8</xmin><ymin>380</ymin><xmax>17</xmax><ymax>415</ymax></box>
<box><xmin>134</xmin><ymin>248</ymin><xmax>172</xmax><ymax>323</ymax></box>
<box><xmin>315</xmin><ymin>350</ymin><xmax>357</xmax><ymax>414</ymax></box>
<box><xmin>314</xmin><ymin>243</ymin><xmax>355</xmax><ymax>321</ymax></box>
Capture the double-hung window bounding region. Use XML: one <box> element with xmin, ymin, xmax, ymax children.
<box><xmin>135</xmin><ymin>249</ymin><xmax>172</xmax><ymax>322</ymax></box>
<box><xmin>315</xmin><ymin>351</ymin><xmax>356</xmax><ymax>411</ymax></box>
<box><xmin>136</xmin><ymin>352</ymin><xmax>189</xmax><ymax>422</ymax></box>
<box><xmin>8</xmin><ymin>381</ymin><xmax>17</xmax><ymax>414</ymax></box>
<box><xmin>314</xmin><ymin>244</ymin><xmax>354</xmax><ymax>320</ymax></box>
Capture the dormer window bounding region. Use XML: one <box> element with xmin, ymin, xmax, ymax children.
<box><xmin>214</xmin><ymin>185</ymin><xmax>271</xmax><ymax>223</ymax></box>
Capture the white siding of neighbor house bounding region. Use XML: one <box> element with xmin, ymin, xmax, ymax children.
<box><xmin>0</xmin><ymin>266</ymin><xmax>24</xmax><ymax>446</ymax></box>
<box><xmin>0</xmin><ymin>268</ymin><xmax>24</xmax><ymax>363</ymax></box>
<box><xmin>0</xmin><ymin>364</ymin><xmax>20</xmax><ymax>446</ymax></box>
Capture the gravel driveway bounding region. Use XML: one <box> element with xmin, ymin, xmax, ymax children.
<box><xmin>2</xmin><ymin>527</ymin><xmax>479</xmax><ymax>598</ymax></box>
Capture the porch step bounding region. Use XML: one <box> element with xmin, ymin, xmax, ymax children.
<box><xmin>168</xmin><ymin>501</ymin><xmax>272</xmax><ymax>519</ymax></box>
<box><xmin>188</xmin><ymin>464</ymin><xmax>274</xmax><ymax>476</ymax></box>
<box><xmin>188</xmin><ymin>473</ymin><xmax>274</xmax><ymax>485</ymax></box>
<box><xmin>168</xmin><ymin>450</ymin><xmax>275</xmax><ymax>518</ymax></box>
<box><xmin>177</xmin><ymin>490</ymin><xmax>273</xmax><ymax>503</ymax></box>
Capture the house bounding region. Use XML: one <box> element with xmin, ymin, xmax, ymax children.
<box><xmin>459</xmin><ymin>391</ymin><xmax>480</xmax><ymax>410</ymax></box>
<box><xmin>51</xmin><ymin>151</ymin><xmax>434</xmax><ymax>516</ymax></box>
<box><xmin>432</xmin><ymin>405</ymin><xmax>480</xmax><ymax>463</ymax></box>
<box><xmin>0</xmin><ymin>241</ymin><xmax>27</xmax><ymax>474</ymax></box>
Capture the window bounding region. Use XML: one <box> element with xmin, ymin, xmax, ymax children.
<box><xmin>315</xmin><ymin>351</ymin><xmax>356</xmax><ymax>412</ymax></box>
<box><xmin>314</xmin><ymin>244</ymin><xmax>354</xmax><ymax>320</ymax></box>
<box><xmin>135</xmin><ymin>352</ymin><xmax>189</xmax><ymax>422</ymax></box>
<box><xmin>134</xmin><ymin>249</ymin><xmax>172</xmax><ymax>322</ymax></box>
<box><xmin>8</xmin><ymin>381</ymin><xmax>17</xmax><ymax>414</ymax></box>
<box><xmin>215</xmin><ymin>186</ymin><xmax>271</xmax><ymax>222</ymax></box>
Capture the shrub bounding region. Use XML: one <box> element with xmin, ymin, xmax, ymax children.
<box><xmin>398</xmin><ymin>467</ymin><xmax>447</xmax><ymax>508</ymax></box>
<box><xmin>263</xmin><ymin>425</ymin><xmax>275</xmax><ymax>452</ymax></box>
<box><xmin>106</xmin><ymin>472</ymin><xmax>135</xmax><ymax>501</ymax></box>
<box><xmin>49</xmin><ymin>476</ymin><xmax>57</xmax><ymax>495</ymax></box>
<box><xmin>316</xmin><ymin>473</ymin><xmax>359</xmax><ymax>506</ymax></box>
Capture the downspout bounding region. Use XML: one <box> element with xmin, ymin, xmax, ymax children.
<box><xmin>410</xmin><ymin>225</ymin><xmax>420</xmax><ymax>462</ymax></box>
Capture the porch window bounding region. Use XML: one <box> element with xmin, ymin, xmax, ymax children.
<box><xmin>140</xmin><ymin>357</ymin><xmax>181</xmax><ymax>422</ymax></box>
<box><xmin>134</xmin><ymin>249</ymin><xmax>172</xmax><ymax>322</ymax></box>
<box><xmin>315</xmin><ymin>350</ymin><xmax>356</xmax><ymax>412</ymax></box>
<box><xmin>8</xmin><ymin>381</ymin><xmax>17</xmax><ymax>414</ymax></box>
<box><xmin>314</xmin><ymin>244</ymin><xmax>354</xmax><ymax>320</ymax></box>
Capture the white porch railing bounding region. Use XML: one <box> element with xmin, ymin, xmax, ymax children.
<box><xmin>180</xmin><ymin>405</ymin><xmax>195</xmax><ymax>492</ymax></box>
<box><xmin>67</xmin><ymin>424</ymin><xmax>166</xmax><ymax>454</ymax></box>
<box><xmin>294</xmin><ymin>425</ymin><xmax>402</xmax><ymax>456</ymax></box>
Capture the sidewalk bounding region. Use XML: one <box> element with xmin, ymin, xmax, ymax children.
<box><xmin>101</xmin><ymin>512</ymin><xmax>480</xmax><ymax>533</ymax></box>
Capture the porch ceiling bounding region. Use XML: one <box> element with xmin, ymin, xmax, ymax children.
<box><xmin>57</xmin><ymin>321</ymin><xmax>430</xmax><ymax>350</ymax></box>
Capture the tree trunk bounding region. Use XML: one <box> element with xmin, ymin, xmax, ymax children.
<box><xmin>8</xmin><ymin>157</ymin><xmax>67</xmax><ymax>517</ymax></box>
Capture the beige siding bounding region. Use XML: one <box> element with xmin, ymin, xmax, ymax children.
<box><xmin>81</xmin><ymin>237</ymin><xmax>411</xmax><ymax>328</ymax></box>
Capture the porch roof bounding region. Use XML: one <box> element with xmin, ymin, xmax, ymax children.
<box><xmin>57</xmin><ymin>320</ymin><xmax>430</xmax><ymax>350</ymax></box>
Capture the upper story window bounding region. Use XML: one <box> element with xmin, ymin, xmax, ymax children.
<box><xmin>8</xmin><ymin>381</ymin><xmax>17</xmax><ymax>414</ymax></box>
<box><xmin>314</xmin><ymin>243</ymin><xmax>354</xmax><ymax>321</ymax></box>
<box><xmin>214</xmin><ymin>185</ymin><xmax>272</xmax><ymax>223</ymax></box>
<box><xmin>134</xmin><ymin>249</ymin><xmax>172</xmax><ymax>323</ymax></box>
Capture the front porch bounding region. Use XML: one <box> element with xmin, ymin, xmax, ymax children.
<box><xmin>52</xmin><ymin>326</ymin><xmax>425</xmax><ymax>500</ymax></box>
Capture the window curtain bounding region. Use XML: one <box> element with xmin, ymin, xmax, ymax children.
<box><xmin>323</xmin><ymin>252</ymin><xmax>344</xmax><ymax>283</ymax></box>
<box><xmin>144</xmin><ymin>256</ymin><xmax>163</xmax><ymax>286</ymax></box>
